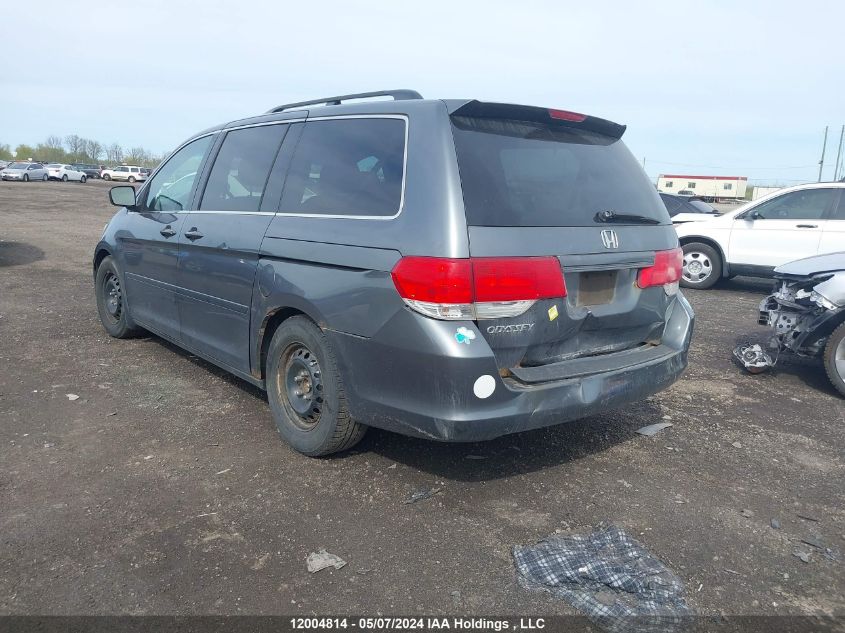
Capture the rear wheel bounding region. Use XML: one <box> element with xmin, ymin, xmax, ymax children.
<box><xmin>103</xmin><ymin>173</ymin><xmax>111</xmax><ymax>181</ymax></box>
<box><xmin>128</xmin><ymin>176</ymin><xmax>136</xmax><ymax>183</ymax></box>
<box><xmin>266</xmin><ymin>316</ymin><xmax>366</xmax><ymax>456</ymax></box>
<box><xmin>62</xmin><ymin>174</ymin><xmax>68</xmax><ymax>182</ymax></box>
<box><xmin>823</xmin><ymin>322</ymin><xmax>845</xmax><ymax>398</ymax></box>
<box><xmin>23</xmin><ymin>174</ymin><xmax>29</xmax><ymax>182</ymax></box>
<box><xmin>95</xmin><ymin>256</ymin><xmax>142</xmax><ymax>338</ymax></box>
<box><xmin>42</xmin><ymin>174</ymin><xmax>48</xmax><ymax>181</ymax></box>
<box><xmin>681</xmin><ymin>242</ymin><xmax>721</xmax><ymax>289</ymax></box>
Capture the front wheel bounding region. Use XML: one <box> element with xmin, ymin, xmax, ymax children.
<box><xmin>95</xmin><ymin>256</ymin><xmax>142</xmax><ymax>339</ymax></box>
<box><xmin>103</xmin><ymin>173</ymin><xmax>111</xmax><ymax>181</ymax></box>
<box><xmin>23</xmin><ymin>174</ymin><xmax>29</xmax><ymax>182</ymax></box>
<box><xmin>128</xmin><ymin>176</ymin><xmax>136</xmax><ymax>183</ymax></box>
<box><xmin>823</xmin><ymin>322</ymin><xmax>845</xmax><ymax>398</ymax></box>
<box><xmin>266</xmin><ymin>316</ymin><xmax>366</xmax><ymax>456</ymax></box>
<box><xmin>80</xmin><ymin>175</ymin><xmax>87</xmax><ymax>183</ymax></box>
<box><xmin>680</xmin><ymin>242</ymin><xmax>722</xmax><ymax>289</ymax></box>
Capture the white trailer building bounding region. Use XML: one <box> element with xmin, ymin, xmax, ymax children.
<box><xmin>657</xmin><ymin>174</ymin><xmax>748</xmax><ymax>201</ymax></box>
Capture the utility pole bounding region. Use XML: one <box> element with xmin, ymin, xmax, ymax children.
<box><xmin>834</xmin><ymin>125</ymin><xmax>845</xmax><ymax>181</ymax></box>
<box><xmin>818</xmin><ymin>126</ymin><xmax>828</xmax><ymax>182</ymax></box>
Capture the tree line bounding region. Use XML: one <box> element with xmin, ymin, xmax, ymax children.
<box><xmin>0</xmin><ymin>135</ymin><xmax>163</xmax><ymax>168</ymax></box>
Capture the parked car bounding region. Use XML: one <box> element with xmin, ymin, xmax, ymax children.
<box><xmin>47</xmin><ymin>164</ymin><xmax>88</xmax><ymax>182</ymax></box>
<box><xmin>72</xmin><ymin>163</ymin><xmax>101</xmax><ymax>179</ymax></box>
<box><xmin>675</xmin><ymin>182</ymin><xmax>845</xmax><ymax>289</ymax></box>
<box><xmin>660</xmin><ymin>193</ymin><xmax>720</xmax><ymax>224</ymax></box>
<box><xmin>101</xmin><ymin>165</ymin><xmax>146</xmax><ymax>182</ymax></box>
<box><xmin>1</xmin><ymin>162</ymin><xmax>48</xmax><ymax>182</ymax></box>
<box><xmin>747</xmin><ymin>252</ymin><xmax>845</xmax><ymax>397</ymax></box>
<box><xmin>0</xmin><ymin>160</ymin><xmax>9</xmax><ymax>170</ymax></box>
<box><xmin>93</xmin><ymin>90</ymin><xmax>694</xmax><ymax>456</ymax></box>
<box><xmin>676</xmin><ymin>189</ymin><xmax>696</xmax><ymax>197</ymax></box>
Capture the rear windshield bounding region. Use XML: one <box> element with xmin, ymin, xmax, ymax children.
<box><xmin>451</xmin><ymin>116</ymin><xmax>669</xmax><ymax>227</ymax></box>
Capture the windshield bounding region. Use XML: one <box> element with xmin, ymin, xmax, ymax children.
<box><xmin>688</xmin><ymin>200</ymin><xmax>716</xmax><ymax>213</ymax></box>
<box><xmin>451</xmin><ymin>116</ymin><xmax>669</xmax><ymax>227</ymax></box>
<box><xmin>47</xmin><ymin>164</ymin><xmax>62</xmax><ymax>168</ymax></box>
<box><xmin>9</xmin><ymin>162</ymin><xmax>30</xmax><ymax>169</ymax></box>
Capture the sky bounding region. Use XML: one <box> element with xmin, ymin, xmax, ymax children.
<box><xmin>1</xmin><ymin>0</ymin><xmax>843</xmax><ymax>185</ymax></box>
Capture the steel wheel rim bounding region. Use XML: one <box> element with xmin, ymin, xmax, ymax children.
<box><xmin>279</xmin><ymin>343</ymin><xmax>324</xmax><ymax>430</ymax></box>
<box><xmin>683</xmin><ymin>251</ymin><xmax>713</xmax><ymax>283</ymax></box>
<box><xmin>102</xmin><ymin>272</ymin><xmax>123</xmax><ymax>322</ymax></box>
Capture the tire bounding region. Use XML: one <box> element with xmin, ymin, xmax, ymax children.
<box><xmin>103</xmin><ymin>173</ymin><xmax>111</xmax><ymax>181</ymax></box>
<box><xmin>42</xmin><ymin>174</ymin><xmax>48</xmax><ymax>181</ymax></box>
<box><xmin>23</xmin><ymin>174</ymin><xmax>29</xmax><ymax>182</ymax></box>
<box><xmin>80</xmin><ymin>175</ymin><xmax>87</xmax><ymax>183</ymax></box>
<box><xmin>128</xmin><ymin>176</ymin><xmax>136</xmax><ymax>183</ymax></box>
<box><xmin>823</xmin><ymin>321</ymin><xmax>845</xmax><ymax>398</ymax></box>
<box><xmin>680</xmin><ymin>242</ymin><xmax>722</xmax><ymax>289</ymax></box>
<box><xmin>62</xmin><ymin>174</ymin><xmax>68</xmax><ymax>182</ymax></box>
<box><xmin>266</xmin><ymin>316</ymin><xmax>366</xmax><ymax>456</ymax></box>
<box><xmin>95</xmin><ymin>256</ymin><xmax>142</xmax><ymax>339</ymax></box>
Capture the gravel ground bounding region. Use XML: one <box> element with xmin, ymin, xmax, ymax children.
<box><xmin>0</xmin><ymin>180</ymin><xmax>843</xmax><ymax>617</ymax></box>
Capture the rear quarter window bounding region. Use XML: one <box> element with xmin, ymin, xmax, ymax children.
<box><xmin>451</xmin><ymin>116</ymin><xmax>668</xmax><ymax>227</ymax></box>
<box><xmin>279</xmin><ymin>118</ymin><xmax>405</xmax><ymax>217</ymax></box>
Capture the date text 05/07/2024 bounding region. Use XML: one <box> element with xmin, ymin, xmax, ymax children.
<box><xmin>289</xmin><ymin>617</ymin><xmax>547</xmax><ymax>631</ymax></box>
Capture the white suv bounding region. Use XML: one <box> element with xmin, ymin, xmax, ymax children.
<box><xmin>675</xmin><ymin>182</ymin><xmax>845</xmax><ymax>288</ymax></box>
<box><xmin>102</xmin><ymin>165</ymin><xmax>146</xmax><ymax>183</ymax></box>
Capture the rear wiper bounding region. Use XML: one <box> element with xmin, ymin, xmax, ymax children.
<box><xmin>594</xmin><ymin>210</ymin><xmax>661</xmax><ymax>225</ymax></box>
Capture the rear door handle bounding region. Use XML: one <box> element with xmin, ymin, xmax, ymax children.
<box><xmin>184</xmin><ymin>227</ymin><xmax>204</xmax><ymax>241</ymax></box>
<box><xmin>796</xmin><ymin>224</ymin><xmax>818</xmax><ymax>228</ymax></box>
<box><xmin>159</xmin><ymin>225</ymin><xmax>176</xmax><ymax>238</ymax></box>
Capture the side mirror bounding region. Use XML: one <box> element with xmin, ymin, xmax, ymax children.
<box><xmin>109</xmin><ymin>185</ymin><xmax>138</xmax><ymax>210</ymax></box>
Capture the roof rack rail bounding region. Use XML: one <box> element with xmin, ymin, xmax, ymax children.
<box><xmin>267</xmin><ymin>89</ymin><xmax>423</xmax><ymax>113</ymax></box>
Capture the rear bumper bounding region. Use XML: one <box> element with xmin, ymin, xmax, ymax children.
<box><xmin>328</xmin><ymin>294</ymin><xmax>694</xmax><ymax>442</ymax></box>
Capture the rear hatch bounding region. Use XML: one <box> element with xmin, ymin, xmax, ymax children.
<box><xmin>449</xmin><ymin>101</ymin><xmax>680</xmax><ymax>378</ymax></box>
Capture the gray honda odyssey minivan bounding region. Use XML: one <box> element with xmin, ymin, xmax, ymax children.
<box><xmin>94</xmin><ymin>90</ymin><xmax>694</xmax><ymax>456</ymax></box>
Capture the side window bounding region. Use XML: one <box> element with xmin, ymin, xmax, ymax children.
<box><xmin>752</xmin><ymin>189</ymin><xmax>836</xmax><ymax>221</ymax></box>
<box><xmin>200</xmin><ymin>124</ymin><xmax>287</xmax><ymax>212</ymax></box>
<box><xmin>833</xmin><ymin>192</ymin><xmax>845</xmax><ymax>220</ymax></box>
<box><xmin>144</xmin><ymin>135</ymin><xmax>213</xmax><ymax>212</ymax></box>
<box><xmin>279</xmin><ymin>118</ymin><xmax>406</xmax><ymax>216</ymax></box>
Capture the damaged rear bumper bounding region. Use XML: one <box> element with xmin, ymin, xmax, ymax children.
<box><xmin>328</xmin><ymin>295</ymin><xmax>694</xmax><ymax>442</ymax></box>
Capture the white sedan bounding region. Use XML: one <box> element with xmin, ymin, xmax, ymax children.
<box><xmin>675</xmin><ymin>182</ymin><xmax>845</xmax><ymax>288</ymax></box>
<box><xmin>46</xmin><ymin>164</ymin><xmax>88</xmax><ymax>183</ymax></box>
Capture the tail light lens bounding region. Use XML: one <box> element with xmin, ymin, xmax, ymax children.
<box><xmin>391</xmin><ymin>256</ymin><xmax>566</xmax><ymax>320</ymax></box>
<box><xmin>637</xmin><ymin>247</ymin><xmax>683</xmax><ymax>292</ymax></box>
<box><xmin>549</xmin><ymin>109</ymin><xmax>587</xmax><ymax>122</ymax></box>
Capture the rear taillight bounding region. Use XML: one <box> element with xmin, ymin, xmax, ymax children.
<box><xmin>549</xmin><ymin>109</ymin><xmax>586</xmax><ymax>122</ymax></box>
<box><xmin>391</xmin><ymin>256</ymin><xmax>566</xmax><ymax>320</ymax></box>
<box><xmin>637</xmin><ymin>247</ymin><xmax>683</xmax><ymax>294</ymax></box>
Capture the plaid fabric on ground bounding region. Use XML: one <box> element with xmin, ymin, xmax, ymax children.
<box><xmin>513</xmin><ymin>524</ymin><xmax>691</xmax><ymax>633</ymax></box>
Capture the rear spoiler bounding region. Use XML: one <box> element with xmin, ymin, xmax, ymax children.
<box><xmin>449</xmin><ymin>100</ymin><xmax>626</xmax><ymax>139</ymax></box>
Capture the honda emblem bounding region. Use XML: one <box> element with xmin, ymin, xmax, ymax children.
<box><xmin>600</xmin><ymin>229</ymin><xmax>619</xmax><ymax>249</ymax></box>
